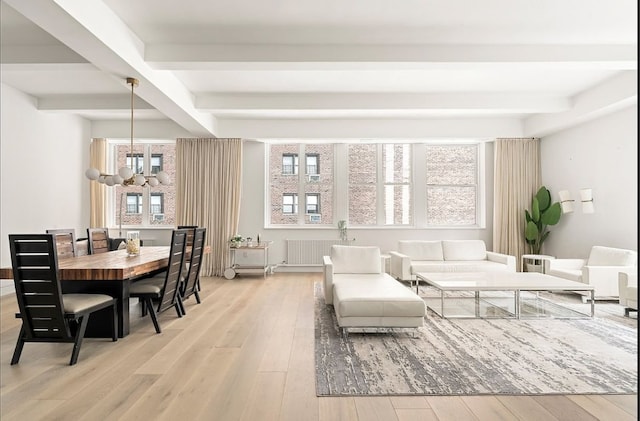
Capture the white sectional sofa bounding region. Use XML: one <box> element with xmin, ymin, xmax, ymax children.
<box><xmin>547</xmin><ymin>246</ymin><xmax>637</xmax><ymax>299</ymax></box>
<box><xmin>323</xmin><ymin>245</ymin><xmax>425</xmax><ymax>335</ymax></box>
<box><xmin>389</xmin><ymin>240</ymin><xmax>516</xmax><ymax>284</ymax></box>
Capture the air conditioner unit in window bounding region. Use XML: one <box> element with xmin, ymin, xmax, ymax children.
<box><xmin>152</xmin><ymin>213</ymin><xmax>164</xmax><ymax>221</ymax></box>
<box><xmin>307</xmin><ymin>174</ymin><xmax>320</xmax><ymax>182</ymax></box>
<box><xmin>308</xmin><ymin>214</ymin><xmax>321</xmax><ymax>223</ymax></box>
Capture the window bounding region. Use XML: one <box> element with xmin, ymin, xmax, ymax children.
<box><xmin>282</xmin><ymin>154</ymin><xmax>298</xmax><ymax>175</ymax></box>
<box><xmin>111</xmin><ymin>141</ymin><xmax>176</xmax><ymax>227</ymax></box>
<box><xmin>267</xmin><ymin>141</ymin><xmax>482</xmax><ymax>228</ymax></box>
<box><xmin>269</xmin><ymin>144</ymin><xmax>334</xmax><ymax>225</ymax></box>
<box><xmin>126</xmin><ymin>193</ymin><xmax>142</xmax><ymax>214</ymax></box>
<box><xmin>150</xmin><ymin>193</ymin><xmax>164</xmax><ymax>214</ymax></box>
<box><xmin>306</xmin><ymin>154</ymin><xmax>319</xmax><ymax>175</ymax></box>
<box><xmin>306</xmin><ymin>193</ymin><xmax>320</xmax><ymax>213</ymax></box>
<box><xmin>151</xmin><ymin>154</ymin><xmax>163</xmax><ymax>174</ymax></box>
<box><xmin>347</xmin><ymin>144</ymin><xmax>377</xmax><ymax>225</ymax></box>
<box><xmin>126</xmin><ymin>153</ymin><xmax>144</xmax><ymax>174</ymax></box>
<box><xmin>425</xmin><ymin>144</ymin><xmax>478</xmax><ymax>226</ymax></box>
<box><xmin>283</xmin><ymin>193</ymin><xmax>298</xmax><ymax>214</ymax></box>
<box><xmin>383</xmin><ymin>144</ymin><xmax>411</xmax><ymax>225</ymax></box>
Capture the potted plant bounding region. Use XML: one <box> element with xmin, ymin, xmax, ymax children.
<box><xmin>338</xmin><ymin>220</ymin><xmax>348</xmax><ymax>241</ymax></box>
<box><xmin>524</xmin><ymin>186</ymin><xmax>562</xmax><ymax>269</ymax></box>
<box><xmin>229</xmin><ymin>235</ymin><xmax>244</xmax><ymax>248</ymax></box>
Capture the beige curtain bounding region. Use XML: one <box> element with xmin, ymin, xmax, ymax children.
<box><xmin>493</xmin><ymin>138</ymin><xmax>540</xmax><ymax>271</ymax></box>
<box><xmin>176</xmin><ymin>138</ymin><xmax>243</xmax><ymax>277</ymax></box>
<box><xmin>89</xmin><ymin>138</ymin><xmax>107</xmax><ymax>228</ymax></box>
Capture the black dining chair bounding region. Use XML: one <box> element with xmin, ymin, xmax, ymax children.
<box><xmin>177</xmin><ymin>225</ymin><xmax>198</xmax><ymax>249</ymax></box>
<box><xmin>177</xmin><ymin>225</ymin><xmax>202</xmax><ymax>290</ymax></box>
<box><xmin>46</xmin><ymin>228</ymin><xmax>77</xmax><ymax>259</ymax></box>
<box><xmin>87</xmin><ymin>227</ymin><xmax>111</xmax><ymax>254</ymax></box>
<box><xmin>181</xmin><ymin>227</ymin><xmax>206</xmax><ymax>308</ymax></box>
<box><xmin>9</xmin><ymin>234</ymin><xmax>118</xmax><ymax>365</ymax></box>
<box><xmin>129</xmin><ymin>229</ymin><xmax>188</xmax><ymax>333</ymax></box>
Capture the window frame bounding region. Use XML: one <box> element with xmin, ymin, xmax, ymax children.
<box><xmin>282</xmin><ymin>193</ymin><xmax>298</xmax><ymax>214</ymax></box>
<box><xmin>265</xmin><ymin>140</ymin><xmax>485</xmax><ymax>229</ymax></box>
<box><xmin>106</xmin><ymin>139</ymin><xmax>175</xmax><ymax>229</ymax></box>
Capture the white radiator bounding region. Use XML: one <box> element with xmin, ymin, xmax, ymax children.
<box><xmin>286</xmin><ymin>239</ymin><xmax>353</xmax><ymax>265</ymax></box>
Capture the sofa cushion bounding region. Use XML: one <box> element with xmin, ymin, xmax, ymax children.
<box><xmin>398</xmin><ymin>240</ymin><xmax>444</xmax><ymax>260</ymax></box>
<box><xmin>547</xmin><ymin>268</ymin><xmax>583</xmax><ymax>282</ymax></box>
<box><xmin>587</xmin><ymin>246</ymin><xmax>637</xmax><ymax>266</ymax></box>
<box><xmin>442</xmin><ymin>240</ymin><xmax>487</xmax><ymax>261</ymax></box>
<box><xmin>331</xmin><ymin>245</ymin><xmax>381</xmax><ymax>274</ymax></box>
<box><xmin>333</xmin><ymin>276</ymin><xmax>425</xmax><ymax>318</ymax></box>
<box><xmin>411</xmin><ymin>260</ymin><xmax>512</xmax><ymax>273</ymax></box>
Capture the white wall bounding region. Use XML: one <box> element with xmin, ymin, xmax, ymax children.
<box><xmin>541</xmin><ymin>105</ymin><xmax>638</xmax><ymax>259</ymax></box>
<box><xmin>237</xmin><ymin>140</ymin><xmax>496</xmax><ymax>268</ymax></box>
<box><xmin>1</xmin><ymin>83</ymin><xmax>91</xmax><ymax>267</ymax></box>
<box><xmin>2</xmin><ymin>81</ymin><xmax>636</xmax><ymax>269</ymax></box>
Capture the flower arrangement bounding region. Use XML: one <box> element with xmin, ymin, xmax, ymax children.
<box><xmin>229</xmin><ymin>235</ymin><xmax>244</xmax><ymax>247</ymax></box>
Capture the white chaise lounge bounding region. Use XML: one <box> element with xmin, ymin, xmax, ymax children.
<box><xmin>323</xmin><ymin>245</ymin><xmax>425</xmax><ymax>335</ymax></box>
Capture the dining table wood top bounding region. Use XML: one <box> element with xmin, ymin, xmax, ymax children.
<box><xmin>58</xmin><ymin>246</ymin><xmax>170</xmax><ymax>281</ymax></box>
<box><xmin>0</xmin><ymin>244</ymin><xmax>209</xmax><ymax>281</ymax></box>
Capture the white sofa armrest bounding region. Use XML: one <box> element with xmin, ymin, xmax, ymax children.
<box><xmin>548</xmin><ymin>258</ymin><xmax>587</xmax><ymax>271</ymax></box>
<box><xmin>486</xmin><ymin>251</ymin><xmax>516</xmax><ymax>272</ymax></box>
<box><xmin>389</xmin><ymin>251</ymin><xmax>412</xmax><ymax>281</ymax></box>
<box><xmin>583</xmin><ymin>265</ymin><xmax>636</xmax><ymax>297</ymax></box>
<box><xmin>323</xmin><ymin>255</ymin><xmax>334</xmax><ymax>305</ymax></box>
<box><xmin>618</xmin><ymin>272</ymin><xmax>638</xmax><ymax>306</ymax></box>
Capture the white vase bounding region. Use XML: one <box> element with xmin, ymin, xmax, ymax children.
<box><xmin>525</xmin><ymin>263</ymin><xmax>543</xmax><ymax>273</ymax></box>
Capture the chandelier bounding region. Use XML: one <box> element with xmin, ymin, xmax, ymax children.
<box><xmin>85</xmin><ymin>77</ymin><xmax>170</xmax><ymax>187</ymax></box>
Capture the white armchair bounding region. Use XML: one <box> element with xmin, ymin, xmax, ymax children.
<box><xmin>618</xmin><ymin>272</ymin><xmax>637</xmax><ymax>316</ymax></box>
<box><xmin>547</xmin><ymin>246</ymin><xmax>637</xmax><ymax>299</ymax></box>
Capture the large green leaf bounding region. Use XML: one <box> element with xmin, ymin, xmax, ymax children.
<box><xmin>531</xmin><ymin>197</ymin><xmax>540</xmax><ymax>222</ymax></box>
<box><xmin>524</xmin><ymin>210</ymin><xmax>532</xmax><ymax>223</ymax></box>
<box><xmin>525</xmin><ymin>221</ymin><xmax>539</xmax><ymax>241</ymax></box>
<box><xmin>541</xmin><ymin>202</ymin><xmax>562</xmax><ymax>225</ymax></box>
<box><xmin>536</xmin><ymin>186</ymin><xmax>551</xmax><ymax>211</ymax></box>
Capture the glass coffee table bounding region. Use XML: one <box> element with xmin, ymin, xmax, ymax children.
<box><xmin>415</xmin><ymin>272</ymin><xmax>595</xmax><ymax>319</ymax></box>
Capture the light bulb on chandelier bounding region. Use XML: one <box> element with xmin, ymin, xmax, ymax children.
<box><xmin>85</xmin><ymin>77</ymin><xmax>170</xmax><ymax>187</ymax></box>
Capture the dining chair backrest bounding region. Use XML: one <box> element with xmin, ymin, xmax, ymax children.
<box><xmin>46</xmin><ymin>229</ymin><xmax>77</xmax><ymax>259</ymax></box>
<box><xmin>182</xmin><ymin>227</ymin><xmax>206</xmax><ymax>302</ymax></box>
<box><xmin>157</xmin><ymin>229</ymin><xmax>188</xmax><ymax>314</ymax></box>
<box><xmin>9</xmin><ymin>234</ymin><xmax>69</xmax><ymax>339</ymax></box>
<box><xmin>87</xmin><ymin>228</ymin><xmax>110</xmax><ymax>254</ymax></box>
<box><xmin>177</xmin><ymin>225</ymin><xmax>198</xmax><ymax>248</ymax></box>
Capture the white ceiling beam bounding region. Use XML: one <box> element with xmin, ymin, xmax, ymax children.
<box><xmin>197</xmin><ymin>93</ymin><xmax>569</xmax><ymax>113</ymax></box>
<box><xmin>0</xmin><ymin>46</ymin><xmax>88</xmax><ymax>64</ymax></box>
<box><xmin>4</xmin><ymin>0</ymin><xmax>218</xmax><ymax>137</ymax></box>
<box><xmin>37</xmin><ymin>95</ymin><xmax>154</xmax><ymax>112</ymax></box>
<box><xmin>524</xmin><ymin>71</ymin><xmax>638</xmax><ymax>137</ymax></box>
<box><xmin>216</xmin><ymin>117</ymin><xmax>524</xmax><ymax>140</ymax></box>
<box><xmin>147</xmin><ymin>44</ymin><xmax>637</xmax><ymax>71</ymax></box>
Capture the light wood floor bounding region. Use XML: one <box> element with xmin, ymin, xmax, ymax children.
<box><xmin>1</xmin><ymin>272</ymin><xmax>637</xmax><ymax>421</ymax></box>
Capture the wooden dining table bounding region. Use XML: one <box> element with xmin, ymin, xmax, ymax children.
<box><xmin>57</xmin><ymin>246</ymin><xmax>171</xmax><ymax>338</ymax></box>
<box><xmin>0</xmin><ymin>247</ymin><xmax>171</xmax><ymax>338</ymax></box>
<box><xmin>2</xmin><ymin>243</ymin><xmax>210</xmax><ymax>338</ymax></box>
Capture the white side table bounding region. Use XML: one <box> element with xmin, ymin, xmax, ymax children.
<box><xmin>521</xmin><ymin>254</ymin><xmax>555</xmax><ymax>274</ymax></box>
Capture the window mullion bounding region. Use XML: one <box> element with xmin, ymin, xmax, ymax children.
<box><xmin>376</xmin><ymin>143</ymin><xmax>384</xmax><ymax>225</ymax></box>
<box><xmin>298</xmin><ymin>144</ymin><xmax>306</xmax><ymax>225</ymax></box>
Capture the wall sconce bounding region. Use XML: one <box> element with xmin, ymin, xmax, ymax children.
<box><xmin>558</xmin><ymin>190</ymin><xmax>574</xmax><ymax>214</ymax></box>
<box><xmin>580</xmin><ymin>188</ymin><xmax>595</xmax><ymax>214</ymax></box>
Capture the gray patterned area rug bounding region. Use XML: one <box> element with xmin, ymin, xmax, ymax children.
<box><xmin>315</xmin><ymin>284</ymin><xmax>638</xmax><ymax>396</ymax></box>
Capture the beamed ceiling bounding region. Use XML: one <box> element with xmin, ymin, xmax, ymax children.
<box><xmin>1</xmin><ymin>0</ymin><xmax>637</xmax><ymax>139</ymax></box>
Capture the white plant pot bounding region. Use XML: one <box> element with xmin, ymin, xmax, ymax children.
<box><xmin>525</xmin><ymin>263</ymin><xmax>543</xmax><ymax>273</ymax></box>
